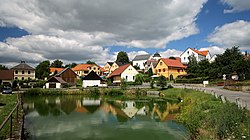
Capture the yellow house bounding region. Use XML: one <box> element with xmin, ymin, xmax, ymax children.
<box><xmin>11</xmin><ymin>61</ymin><xmax>35</xmax><ymax>80</ymax></box>
<box><xmin>73</xmin><ymin>64</ymin><xmax>104</xmax><ymax>77</ymax></box>
<box><xmin>109</xmin><ymin>62</ymin><xmax>126</xmax><ymax>74</ymax></box>
<box><xmin>154</xmin><ymin>58</ymin><xmax>186</xmax><ymax>79</ymax></box>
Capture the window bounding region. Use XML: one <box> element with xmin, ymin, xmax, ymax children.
<box><xmin>22</xmin><ymin>77</ymin><xmax>24</xmax><ymax>80</ymax></box>
<box><xmin>182</xmin><ymin>69</ymin><xmax>183</xmax><ymax>72</ymax></box>
<box><xmin>184</xmin><ymin>57</ymin><xmax>186</xmax><ymax>60</ymax></box>
<box><xmin>22</xmin><ymin>71</ymin><xmax>24</xmax><ymax>74</ymax></box>
<box><xmin>126</xmin><ymin>76</ymin><xmax>128</xmax><ymax>80</ymax></box>
<box><xmin>158</xmin><ymin>69</ymin><xmax>161</xmax><ymax>72</ymax></box>
<box><xmin>133</xmin><ymin>76</ymin><xmax>135</xmax><ymax>80</ymax></box>
<box><xmin>177</xmin><ymin>69</ymin><xmax>180</xmax><ymax>73</ymax></box>
<box><xmin>15</xmin><ymin>70</ymin><xmax>18</xmax><ymax>74</ymax></box>
<box><xmin>163</xmin><ymin>69</ymin><xmax>165</xmax><ymax>72</ymax></box>
<box><xmin>28</xmin><ymin>71</ymin><xmax>31</xmax><ymax>74</ymax></box>
<box><xmin>187</xmin><ymin>51</ymin><xmax>189</xmax><ymax>54</ymax></box>
<box><xmin>98</xmin><ymin>68</ymin><xmax>100</xmax><ymax>70</ymax></box>
<box><xmin>15</xmin><ymin>77</ymin><xmax>18</xmax><ymax>80</ymax></box>
<box><xmin>160</xmin><ymin>62</ymin><xmax>162</xmax><ymax>65</ymax></box>
<box><xmin>93</xmin><ymin>67</ymin><xmax>96</xmax><ymax>70</ymax></box>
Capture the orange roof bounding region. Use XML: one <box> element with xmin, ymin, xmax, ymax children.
<box><xmin>109</xmin><ymin>64</ymin><xmax>130</xmax><ymax>77</ymax></box>
<box><xmin>99</xmin><ymin>66</ymin><xmax>105</xmax><ymax>72</ymax></box>
<box><xmin>72</xmin><ymin>64</ymin><xmax>92</xmax><ymax>71</ymax></box>
<box><xmin>50</xmin><ymin>67</ymin><xmax>64</xmax><ymax>73</ymax></box>
<box><xmin>161</xmin><ymin>58</ymin><xmax>187</xmax><ymax>68</ymax></box>
<box><xmin>190</xmin><ymin>48</ymin><xmax>209</xmax><ymax>56</ymax></box>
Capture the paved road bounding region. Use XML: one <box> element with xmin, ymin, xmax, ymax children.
<box><xmin>173</xmin><ymin>84</ymin><xmax>250</xmax><ymax>110</ymax></box>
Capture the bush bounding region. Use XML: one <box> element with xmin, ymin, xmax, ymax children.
<box><xmin>120</xmin><ymin>78</ymin><xmax>127</xmax><ymax>90</ymax></box>
<box><xmin>104</xmin><ymin>89</ymin><xmax>124</xmax><ymax>96</ymax></box>
<box><xmin>175</xmin><ymin>77</ymin><xmax>209</xmax><ymax>84</ymax></box>
<box><xmin>88</xmin><ymin>88</ymin><xmax>100</xmax><ymax>96</ymax></box>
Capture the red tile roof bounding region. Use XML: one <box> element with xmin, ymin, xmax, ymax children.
<box><xmin>50</xmin><ymin>67</ymin><xmax>64</xmax><ymax>73</ymax></box>
<box><xmin>0</xmin><ymin>70</ymin><xmax>14</xmax><ymax>80</ymax></box>
<box><xmin>109</xmin><ymin>64</ymin><xmax>130</xmax><ymax>77</ymax></box>
<box><xmin>161</xmin><ymin>58</ymin><xmax>187</xmax><ymax>68</ymax></box>
<box><xmin>190</xmin><ymin>48</ymin><xmax>209</xmax><ymax>56</ymax></box>
<box><xmin>72</xmin><ymin>64</ymin><xmax>92</xmax><ymax>71</ymax></box>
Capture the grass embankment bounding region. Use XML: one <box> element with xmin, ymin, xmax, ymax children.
<box><xmin>163</xmin><ymin>88</ymin><xmax>250</xmax><ymax>140</ymax></box>
<box><xmin>0</xmin><ymin>94</ymin><xmax>18</xmax><ymax>140</ymax></box>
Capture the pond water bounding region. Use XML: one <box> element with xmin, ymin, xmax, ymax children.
<box><xmin>23</xmin><ymin>95</ymin><xmax>188</xmax><ymax>140</ymax></box>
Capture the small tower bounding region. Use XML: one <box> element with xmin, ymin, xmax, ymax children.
<box><xmin>152</xmin><ymin>52</ymin><xmax>161</xmax><ymax>60</ymax></box>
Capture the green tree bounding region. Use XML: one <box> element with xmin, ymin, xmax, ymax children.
<box><xmin>116</xmin><ymin>51</ymin><xmax>129</xmax><ymax>64</ymax></box>
<box><xmin>147</xmin><ymin>68</ymin><xmax>153</xmax><ymax>77</ymax></box>
<box><xmin>157</xmin><ymin>75</ymin><xmax>167</xmax><ymax>89</ymax></box>
<box><xmin>36</xmin><ymin>60</ymin><xmax>50</xmax><ymax>79</ymax></box>
<box><xmin>50</xmin><ymin>59</ymin><xmax>63</xmax><ymax>68</ymax></box>
<box><xmin>135</xmin><ymin>73</ymin><xmax>144</xmax><ymax>85</ymax></box>
<box><xmin>120</xmin><ymin>78</ymin><xmax>127</xmax><ymax>90</ymax></box>
<box><xmin>0</xmin><ymin>64</ymin><xmax>8</xmax><ymax>70</ymax></box>
<box><xmin>86</xmin><ymin>60</ymin><xmax>96</xmax><ymax>64</ymax></box>
<box><xmin>65</xmin><ymin>63</ymin><xmax>77</xmax><ymax>68</ymax></box>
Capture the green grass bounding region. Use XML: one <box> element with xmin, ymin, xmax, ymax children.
<box><xmin>0</xmin><ymin>94</ymin><xmax>18</xmax><ymax>140</ymax></box>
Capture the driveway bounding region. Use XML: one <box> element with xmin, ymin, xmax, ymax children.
<box><xmin>173</xmin><ymin>84</ymin><xmax>250</xmax><ymax>110</ymax></box>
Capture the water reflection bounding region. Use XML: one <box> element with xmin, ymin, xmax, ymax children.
<box><xmin>23</xmin><ymin>96</ymin><xmax>187</xmax><ymax>140</ymax></box>
<box><xmin>24</xmin><ymin>96</ymin><xmax>180</xmax><ymax>122</ymax></box>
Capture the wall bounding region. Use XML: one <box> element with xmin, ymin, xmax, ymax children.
<box><xmin>121</xmin><ymin>65</ymin><xmax>138</xmax><ymax>82</ymax></box>
<box><xmin>112</xmin><ymin>76</ymin><xmax>121</xmax><ymax>83</ymax></box>
<box><xmin>56</xmin><ymin>83</ymin><xmax>61</xmax><ymax>88</ymax></box>
<box><xmin>132</xmin><ymin>60</ymin><xmax>146</xmax><ymax>70</ymax></box>
<box><xmin>82</xmin><ymin>80</ymin><xmax>100</xmax><ymax>88</ymax></box>
<box><xmin>14</xmin><ymin>70</ymin><xmax>35</xmax><ymax>80</ymax></box>
<box><xmin>109</xmin><ymin>63</ymin><xmax>119</xmax><ymax>74</ymax></box>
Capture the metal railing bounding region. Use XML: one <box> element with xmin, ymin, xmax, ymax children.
<box><xmin>0</xmin><ymin>93</ymin><xmax>22</xmax><ymax>139</ymax></box>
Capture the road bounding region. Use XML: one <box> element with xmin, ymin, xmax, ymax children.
<box><xmin>173</xmin><ymin>84</ymin><xmax>250</xmax><ymax>110</ymax></box>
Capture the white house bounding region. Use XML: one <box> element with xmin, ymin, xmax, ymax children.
<box><xmin>45</xmin><ymin>76</ymin><xmax>67</xmax><ymax>88</ymax></box>
<box><xmin>180</xmin><ymin>48</ymin><xmax>211</xmax><ymax>64</ymax></box>
<box><xmin>132</xmin><ymin>54</ymin><xmax>151</xmax><ymax>70</ymax></box>
<box><xmin>82</xmin><ymin>71</ymin><xmax>104</xmax><ymax>88</ymax></box>
<box><xmin>108</xmin><ymin>64</ymin><xmax>139</xmax><ymax>83</ymax></box>
<box><xmin>122</xmin><ymin>101</ymin><xmax>138</xmax><ymax>118</ymax></box>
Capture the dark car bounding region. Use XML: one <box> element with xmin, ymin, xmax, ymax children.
<box><xmin>2</xmin><ymin>86</ymin><xmax>12</xmax><ymax>94</ymax></box>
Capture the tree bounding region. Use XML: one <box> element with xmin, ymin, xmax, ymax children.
<box><xmin>147</xmin><ymin>68</ymin><xmax>153</xmax><ymax>77</ymax></box>
<box><xmin>0</xmin><ymin>64</ymin><xmax>8</xmax><ymax>70</ymax></box>
<box><xmin>169</xmin><ymin>56</ymin><xmax>176</xmax><ymax>60</ymax></box>
<box><xmin>36</xmin><ymin>60</ymin><xmax>50</xmax><ymax>79</ymax></box>
<box><xmin>86</xmin><ymin>60</ymin><xmax>96</xmax><ymax>64</ymax></box>
<box><xmin>157</xmin><ymin>75</ymin><xmax>167</xmax><ymax>90</ymax></box>
<box><xmin>120</xmin><ymin>78</ymin><xmax>128</xmax><ymax>90</ymax></box>
<box><xmin>50</xmin><ymin>59</ymin><xmax>63</xmax><ymax>68</ymax></box>
<box><xmin>116</xmin><ymin>51</ymin><xmax>129</xmax><ymax>64</ymax></box>
<box><xmin>135</xmin><ymin>73</ymin><xmax>144</xmax><ymax>85</ymax></box>
<box><xmin>64</xmin><ymin>63</ymin><xmax>77</xmax><ymax>68</ymax></box>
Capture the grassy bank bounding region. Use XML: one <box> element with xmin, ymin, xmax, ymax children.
<box><xmin>163</xmin><ymin>88</ymin><xmax>250</xmax><ymax>140</ymax></box>
<box><xmin>0</xmin><ymin>94</ymin><xmax>17</xmax><ymax>140</ymax></box>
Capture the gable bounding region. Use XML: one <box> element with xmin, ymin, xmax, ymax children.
<box><xmin>83</xmin><ymin>71</ymin><xmax>102</xmax><ymax>80</ymax></box>
<box><xmin>155</xmin><ymin>59</ymin><xmax>168</xmax><ymax>69</ymax></box>
<box><xmin>57</xmin><ymin>68</ymin><xmax>78</xmax><ymax>77</ymax></box>
<box><xmin>122</xmin><ymin>65</ymin><xmax>138</xmax><ymax>75</ymax></box>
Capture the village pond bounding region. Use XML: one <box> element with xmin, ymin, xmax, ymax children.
<box><xmin>23</xmin><ymin>95</ymin><xmax>188</xmax><ymax>140</ymax></box>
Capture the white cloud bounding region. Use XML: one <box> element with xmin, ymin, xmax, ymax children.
<box><xmin>159</xmin><ymin>49</ymin><xmax>182</xmax><ymax>58</ymax></box>
<box><xmin>199</xmin><ymin>46</ymin><xmax>225</xmax><ymax>56</ymax></box>
<box><xmin>221</xmin><ymin>0</ymin><xmax>250</xmax><ymax>13</ymax></box>
<box><xmin>207</xmin><ymin>20</ymin><xmax>250</xmax><ymax>50</ymax></box>
<box><xmin>0</xmin><ymin>0</ymin><xmax>207</xmax><ymax>48</ymax></box>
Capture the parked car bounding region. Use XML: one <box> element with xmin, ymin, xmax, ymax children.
<box><xmin>2</xmin><ymin>86</ymin><xmax>12</xmax><ymax>94</ymax></box>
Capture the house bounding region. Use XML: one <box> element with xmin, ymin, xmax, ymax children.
<box><xmin>209</xmin><ymin>55</ymin><xmax>217</xmax><ymax>63</ymax></box>
<box><xmin>108</xmin><ymin>64</ymin><xmax>138</xmax><ymax>83</ymax></box>
<box><xmin>180</xmin><ymin>48</ymin><xmax>211</xmax><ymax>64</ymax></box>
<box><xmin>122</xmin><ymin>101</ymin><xmax>138</xmax><ymax>118</ymax></box>
<box><xmin>144</xmin><ymin>52</ymin><xmax>162</xmax><ymax>72</ymax></box>
<box><xmin>104</xmin><ymin>62</ymin><xmax>113</xmax><ymax>73</ymax></box>
<box><xmin>82</xmin><ymin>71</ymin><xmax>103</xmax><ymax>88</ymax></box>
<box><xmin>55</xmin><ymin>67</ymin><xmax>78</xmax><ymax>86</ymax></box>
<box><xmin>11</xmin><ymin>61</ymin><xmax>35</xmax><ymax>80</ymax></box>
<box><xmin>0</xmin><ymin>70</ymin><xmax>14</xmax><ymax>85</ymax></box>
<box><xmin>45</xmin><ymin>76</ymin><xmax>67</xmax><ymax>88</ymax></box>
<box><xmin>73</xmin><ymin>64</ymin><xmax>103</xmax><ymax>77</ymax></box>
<box><xmin>49</xmin><ymin>67</ymin><xmax>64</xmax><ymax>76</ymax></box>
<box><xmin>132</xmin><ymin>54</ymin><xmax>151</xmax><ymax>70</ymax></box>
<box><xmin>109</xmin><ymin>62</ymin><xmax>127</xmax><ymax>74</ymax></box>
<box><xmin>154</xmin><ymin>58</ymin><xmax>187</xmax><ymax>79</ymax></box>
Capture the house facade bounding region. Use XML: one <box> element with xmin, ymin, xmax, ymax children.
<box><xmin>155</xmin><ymin>58</ymin><xmax>187</xmax><ymax>79</ymax></box>
<box><xmin>109</xmin><ymin>62</ymin><xmax>126</xmax><ymax>74</ymax></box>
<box><xmin>45</xmin><ymin>76</ymin><xmax>67</xmax><ymax>88</ymax></box>
<box><xmin>180</xmin><ymin>48</ymin><xmax>211</xmax><ymax>64</ymax></box>
<box><xmin>11</xmin><ymin>61</ymin><xmax>35</xmax><ymax>80</ymax></box>
<box><xmin>0</xmin><ymin>70</ymin><xmax>14</xmax><ymax>85</ymax></box>
<box><xmin>55</xmin><ymin>67</ymin><xmax>78</xmax><ymax>86</ymax></box>
<box><xmin>144</xmin><ymin>52</ymin><xmax>161</xmax><ymax>72</ymax></box>
<box><xmin>73</xmin><ymin>64</ymin><xmax>103</xmax><ymax>77</ymax></box>
<box><xmin>109</xmin><ymin>64</ymin><xmax>138</xmax><ymax>83</ymax></box>
<box><xmin>132</xmin><ymin>54</ymin><xmax>151</xmax><ymax>70</ymax></box>
<box><xmin>104</xmin><ymin>62</ymin><xmax>113</xmax><ymax>72</ymax></box>
<box><xmin>82</xmin><ymin>71</ymin><xmax>104</xmax><ymax>88</ymax></box>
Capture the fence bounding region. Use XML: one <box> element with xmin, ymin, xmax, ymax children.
<box><xmin>0</xmin><ymin>93</ymin><xmax>22</xmax><ymax>139</ymax></box>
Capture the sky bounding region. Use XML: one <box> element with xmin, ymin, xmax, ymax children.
<box><xmin>0</xmin><ymin>0</ymin><xmax>250</xmax><ymax>67</ymax></box>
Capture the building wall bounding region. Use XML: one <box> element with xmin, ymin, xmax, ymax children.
<box><xmin>155</xmin><ymin>59</ymin><xmax>186</xmax><ymax>79</ymax></box>
<box><xmin>180</xmin><ymin>48</ymin><xmax>198</xmax><ymax>64</ymax></box>
<box><xmin>13</xmin><ymin>70</ymin><xmax>35</xmax><ymax>80</ymax></box>
<box><xmin>45</xmin><ymin>83</ymin><xmax>62</xmax><ymax>88</ymax></box>
<box><xmin>121</xmin><ymin>65</ymin><xmax>138</xmax><ymax>82</ymax></box>
<box><xmin>109</xmin><ymin>63</ymin><xmax>119</xmax><ymax>74</ymax></box>
<box><xmin>59</xmin><ymin>69</ymin><xmax>77</xmax><ymax>85</ymax></box>
<box><xmin>112</xmin><ymin>76</ymin><xmax>121</xmax><ymax>83</ymax></box>
<box><xmin>104</xmin><ymin>63</ymin><xmax>111</xmax><ymax>72</ymax></box>
<box><xmin>132</xmin><ymin>60</ymin><xmax>146</xmax><ymax>70</ymax></box>
<box><xmin>82</xmin><ymin>80</ymin><xmax>101</xmax><ymax>88</ymax></box>
<box><xmin>74</xmin><ymin>65</ymin><xmax>102</xmax><ymax>77</ymax></box>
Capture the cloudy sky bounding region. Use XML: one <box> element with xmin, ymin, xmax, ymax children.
<box><xmin>0</xmin><ymin>0</ymin><xmax>250</xmax><ymax>67</ymax></box>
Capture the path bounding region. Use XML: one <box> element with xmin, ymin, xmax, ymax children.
<box><xmin>173</xmin><ymin>84</ymin><xmax>250</xmax><ymax>110</ymax></box>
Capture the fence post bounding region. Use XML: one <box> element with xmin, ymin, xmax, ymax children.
<box><xmin>10</xmin><ymin>114</ymin><xmax>12</xmax><ymax>139</ymax></box>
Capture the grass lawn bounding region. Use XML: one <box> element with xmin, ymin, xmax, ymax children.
<box><xmin>0</xmin><ymin>94</ymin><xmax>18</xmax><ymax>140</ymax></box>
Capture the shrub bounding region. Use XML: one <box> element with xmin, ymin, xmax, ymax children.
<box><xmin>88</xmin><ymin>88</ymin><xmax>100</xmax><ymax>96</ymax></box>
<box><xmin>104</xmin><ymin>89</ymin><xmax>124</xmax><ymax>96</ymax></box>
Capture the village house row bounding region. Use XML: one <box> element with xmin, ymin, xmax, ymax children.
<box><xmin>0</xmin><ymin>48</ymin><xmax>215</xmax><ymax>88</ymax></box>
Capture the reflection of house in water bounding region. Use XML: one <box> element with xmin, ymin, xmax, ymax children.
<box><xmin>137</xmin><ymin>106</ymin><xmax>147</xmax><ymax>115</ymax></box>
<box><xmin>152</xmin><ymin>102</ymin><xmax>179</xmax><ymax>121</ymax></box>
<box><xmin>75</xmin><ymin>98</ymin><xmax>101</xmax><ymax>114</ymax></box>
<box><xmin>122</xmin><ymin>101</ymin><xmax>138</xmax><ymax>118</ymax></box>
